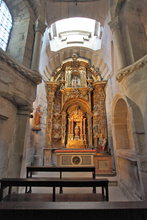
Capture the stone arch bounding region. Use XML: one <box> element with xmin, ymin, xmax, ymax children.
<box><xmin>112</xmin><ymin>94</ymin><xmax>145</xmax><ymax>153</ymax></box>
<box><xmin>62</xmin><ymin>98</ymin><xmax>91</xmax><ymax>114</ymax></box>
<box><xmin>112</xmin><ymin>96</ymin><xmax>131</xmax><ymax>150</ymax></box>
<box><xmin>44</xmin><ymin>47</ymin><xmax>110</xmax><ymax>81</ymax></box>
<box><xmin>112</xmin><ymin>94</ymin><xmax>145</xmax><ymax>199</ymax></box>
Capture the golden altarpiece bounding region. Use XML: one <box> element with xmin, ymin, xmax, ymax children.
<box><xmin>44</xmin><ymin>54</ymin><xmax>112</xmax><ymax>174</ymax></box>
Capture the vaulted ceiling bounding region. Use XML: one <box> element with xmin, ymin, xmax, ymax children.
<box><xmin>45</xmin><ymin>0</ymin><xmax>108</xmax><ymax>25</ymax></box>
<box><xmin>41</xmin><ymin>0</ymin><xmax>110</xmax><ymax>79</ymax></box>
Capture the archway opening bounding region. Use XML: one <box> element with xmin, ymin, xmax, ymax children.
<box><xmin>113</xmin><ymin>99</ymin><xmax>130</xmax><ymax>149</ymax></box>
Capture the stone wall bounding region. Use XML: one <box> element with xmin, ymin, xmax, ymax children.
<box><xmin>108</xmin><ymin>56</ymin><xmax>147</xmax><ymax>200</ymax></box>
<box><xmin>0</xmin><ymin>97</ymin><xmax>17</xmax><ymax>178</ymax></box>
<box><xmin>0</xmin><ymin>49</ymin><xmax>41</xmax><ymax>177</ymax></box>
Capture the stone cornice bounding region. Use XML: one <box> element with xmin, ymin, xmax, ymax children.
<box><xmin>108</xmin><ymin>16</ymin><xmax>120</xmax><ymax>32</ymax></box>
<box><xmin>116</xmin><ymin>54</ymin><xmax>147</xmax><ymax>82</ymax></box>
<box><xmin>0</xmin><ymin>49</ymin><xmax>42</xmax><ymax>85</ymax></box>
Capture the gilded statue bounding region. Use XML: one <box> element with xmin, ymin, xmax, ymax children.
<box><xmin>32</xmin><ymin>106</ymin><xmax>42</xmax><ymax>131</ymax></box>
<box><xmin>74</xmin><ymin>125</ymin><xmax>80</xmax><ymax>138</ymax></box>
<box><xmin>98</xmin><ymin>133</ymin><xmax>107</xmax><ymax>152</ymax></box>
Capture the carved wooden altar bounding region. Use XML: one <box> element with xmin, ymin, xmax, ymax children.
<box><xmin>46</xmin><ymin>54</ymin><xmax>107</xmax><ymax>149</ymax></box>
<box><xmin>44</xmin><ymin>54</ymin><xmax>112</xmax><ymax>171</ymax></box>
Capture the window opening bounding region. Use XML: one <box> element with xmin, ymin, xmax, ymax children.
<box><xmin>0</xmin><ymin>0</ymin><xmax>12</xmax><ymax>51</ymax></box>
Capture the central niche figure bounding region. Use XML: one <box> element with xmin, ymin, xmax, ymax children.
<box><xmin>66</xmin><ymin>105</ymin><xmax>87</xmax><ymax>148</ymax></box>
<box><xmin>74</xmin><ymin>124</ymin><xmax>80</xmax><ymax>139</ymax></box>
<box><xmin>71</xmin><ymin>75</ymin><xmax>81</xmax><ymax>88</ymax></box>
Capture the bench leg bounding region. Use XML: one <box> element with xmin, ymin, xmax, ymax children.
<box><xmin>26</xmin><ymin>187</ymin><xmax>32</xmax><ymax>193</ymax></box>
<box><xmin>93</xmin><ymin>186</ymin><xmax>96</xmax><ymax>193</ymax></box>
<box><xmin>60</xmin><ymin>187</ymin><xmax>63</xmax><ymax>194</ymax></box>
<box><xmin>8</xmin><ymin>186</ymin><xmax>12</xmax><ymax>195</ymax></box>
<box><xmin>102</xmin><ymin>187</ymin><xmax>104</xmax><ymax>200</ymax></box>
<box><xmin>0</xmin><ymin>188</ymin><xmax>3</xmax><ymax>201</ymax></box>
<box><xmin>105</xmin><ymin>186</ymin><xmax>109</xmax><ymax>201</ymax></box>
<box><xmin>53</xmin><ymin>187</ymin><xmax>56</xmax><ymax>202</ymax></box>
<box><xmin>60</xmin><ymin>172</ymin><xmax>63</xmax><ymax>194</ymax></box>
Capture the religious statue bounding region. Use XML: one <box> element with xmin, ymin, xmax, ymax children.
<box><xmin>98</xmin><ymin>133</ymin><xmax>107</xmax><ymax>153</ymax></box>
<box><xmin>72</xmin><ymin>76</ymin><xmax>78</xmax><ymax>87</ymax></box>
<box><xmin>74</xmin><ymin>125</ymin><xmax>80</xmax><ymax>138</ymax></box>
<box><xmin>32</xmin><ymin>106</ymin><xmax>42</xmax><ymax>131</ymax></box>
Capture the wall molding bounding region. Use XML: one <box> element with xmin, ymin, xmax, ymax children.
<box><xmin>0</xmin><ymin>49</ymin><xmax>42</xmax><ymax>85</ymax></box>
<box><xmin>116</xmin><ymin>55</ymin><xmax>147</xmax><ymax>82</ymax></box>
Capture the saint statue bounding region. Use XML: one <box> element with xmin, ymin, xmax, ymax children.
<box><xmin>32</xmin><ymin>106</ymin><xmax>42</xmax><ymax>131</ymax></box>
<box><xmin>74</xmin><ymin>125</ymin><xmax>80</xmax><ymax>138</ymax></box>
<box><xmin>98</xmin><ymin>133</ymin><xmax>107</xmax><ymax>152</ymax></box>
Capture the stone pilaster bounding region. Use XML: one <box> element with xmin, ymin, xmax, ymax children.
<box><xmin>31</xmin><ymin>19</ymin><xmax>46</xmax><ymax>71</ymax></box>
<box><xmin>118</xmin><ymin>1</ymin><xmax>147</xmax><ymax>64</ymax></box>
<box><xmin>109</xmin><ymin>16</ymin><xmax>126</xmax><ymax>69</ymax></box>
<box><xmin>7</xmin><ymin>106</ymin><xmax>31</xmax><ymax>177</ymax></box>
<box><xmin>46</xmin><ymin>82</ymin><xmax>58</xmax><ymax>147</ymax></box>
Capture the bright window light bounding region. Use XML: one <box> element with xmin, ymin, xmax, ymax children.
<box><xmin>0</xmin><ymin>0</ymin><xmax>12</xmax><ymax>51</ymax></box>
<box><xmin>56</xmin><ymin>17</ymin><xmax>95</xmax><ymax>33</ymax></box>
<box><xmin>49</xmin><ymin>17</ymin><xmax>102</xmax><ymax>51</ymax></box>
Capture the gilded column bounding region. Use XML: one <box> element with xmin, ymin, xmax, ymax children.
<box><xmin>109</xmin><ymin>16</ymin><xmax>126</xmax><ymax>69</ymax></box>
<box><xmin>46</xmin><ymin>82</ymin><xmax>58</xmax><ymax>147</ymax></box>
<box><xmin>61</xmin><ymin>111</ymin><xmax>66</xmax><ymax>147</ymax></box>
<box><xmin>93</xmin><ymin>81</ymin><xmax>107</xmax><ymax>147</ymax></box>
<box><xmin>87</xmin><ymin>113</ymin><xmax>93</xmax><ymax>147</ymax></box>
<box><xmin>80</xmin><ymin>120</ymin><xmax>83</xmax><ymax>139</ymax></box>
<box><xmin>31</xmin><ymin>19</ymin><xmax>46</xmax><ymax>71</ymax></box>
<box><xmin>83</xmin><ymin>118</ymin><xmax>86</xmax><ymax>141</ymax></box>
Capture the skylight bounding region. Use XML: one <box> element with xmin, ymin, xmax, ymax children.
<box><xmin>49</xmin><ymin>17</ymin><xmax>102</xmax><ymax>51</ymax></box>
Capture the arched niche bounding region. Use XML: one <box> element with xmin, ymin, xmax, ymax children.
<box><xmin>62</xmin><ymin>98</ymin><xmax>91</xmax><ymax>115</ymax></box>
<box><xmin>113</xmin><ymin>98</ymin><xmax>131</xmax><ymax>150</ymax></box>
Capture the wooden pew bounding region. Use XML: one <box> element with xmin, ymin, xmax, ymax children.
<box><xmin>0</xmin><ymin>201</ymin><xmax>147</xmax><ymax>220</ymax></box>
<box><xmin>26</xmin><ymin>166</ymin><xmax>96</xmax><ymax>193</ymax></box>
<box><xmin>0</xmin><ymin>178</ymin><xmax>109</xmax><ymax>202</ymax></box>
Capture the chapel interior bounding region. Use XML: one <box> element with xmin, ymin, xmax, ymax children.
<box><xmin>0</xmin><ymin>0</ymin><xmax>147</xmax><ymax>211</ymax></box>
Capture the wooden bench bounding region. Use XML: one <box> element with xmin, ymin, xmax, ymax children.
<box><xmin>0</xmin><ymin>178</ymin><xmax>109</xmax><ymax>202</ymax></box>
<box><xmin>26</xmin><ymin>166</ymin><xmax>96</xmax><ymax>193</ymax></box>
<box><xmin>0</xmin><ymin>201</ymin><xmax>147</xmax><ymax>220</ymax></box>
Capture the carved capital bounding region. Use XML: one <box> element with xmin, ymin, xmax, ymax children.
<box><xmin>93</xmin><ymin>81</ymin><xmax>107</xmax><ymax>91</ymax></box>
<box><xmin>35</xmin><ymin>19</ymin><xmax>47</xmax><ymax>34</ymax></box>
<box><xmin>109</xmin><ymin>16</ymin><xmax>120</xmax><ymax>32</ymax></box>
<box><xmin>46</xmin><ymin>82</ymin><xmax>59</xmax><ymax>93</ymax></box>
